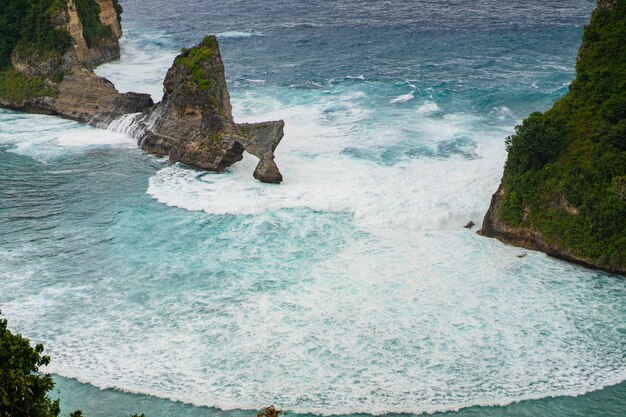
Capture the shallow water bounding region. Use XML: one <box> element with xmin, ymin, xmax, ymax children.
<box><xmin>2</xmin><ymin>0</ymin><xmax>625</xmax><ymax>416</ymax></box>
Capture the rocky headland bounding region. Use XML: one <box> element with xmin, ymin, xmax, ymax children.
<box><xmin>120</xmin><ymin>36</ymin><xmax>284</xmax><ymax>183</ymax></box>
<box><xmin>0</xmin><ymin>0</ymin><xmax>285</xmax><ymax>183</ymax></box>
<box><xmin>479</xmin><ymin>0</ymin><xmax>626</xmax><ymax>275</ymax></box>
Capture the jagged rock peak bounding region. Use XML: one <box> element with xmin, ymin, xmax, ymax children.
<box><xmin>165</xmin><ymin>35</ymin><xmax>233</xmax><ymax>131</ymax></box>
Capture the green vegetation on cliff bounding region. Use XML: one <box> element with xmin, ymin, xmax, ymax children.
<box><xmin>75</xmin><ymin>0</ymin><xmax>118</xmax><ymax>47</ymax></box>
<box><xmin>112</xmin><ymin>0</ymin><xmax>123</xmax><ymax>24</ymax></box>
<box><xmin>0</xmin><ymin>0</ymin><xmax>122</xmax><ymax>102</ymax></box>
<box><xmin>174</xmin><ymin>36</ymin><xmax>218</xmax><ymax>91</ymax></box>
<box><xmin>1</xmin><ymin>311</ymin><xmax>148</xmax><ymax>417</ymax></box>
<box><xmin>0</xmin><ymin>67</ymin><xmax>58</xmax><ymax>101</ymax></box>
<box><xmin>0</xmin><ymin>0</ymin><xmax>71</xmax><ymax>101</ymax></box>
<box><xmin>500</xmin><ymin>0</ymin><xmax>626</xmax><ymax>270</ymax></box>
<box><xmin>0</xmin><ymin>0</ymin><xmax>71</xmax><ymax>68</ymax></box>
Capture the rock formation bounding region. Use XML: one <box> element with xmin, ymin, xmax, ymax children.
<box><xmin>122</xmin><ymin>36</ymin><xmax>285</xmax><ymax>183</ymax></box>
<box><xmin>0</xmin><ymin>0</ymin><xmax>154</xmax><ymax>123</ymax></box>
<box><xmin>66</xmin><ymin>0</ymin><xmax>121</xmax><ymax>68</ymax></box>
<box><xmin>0</xmin><ymin>1</ymin><xmax>285</xmax><ymax>183</ymax></box>
<box><xmin>479</xmin><ymin>0</ymin><xmax>626</xmax><ymax>276</ymax></box>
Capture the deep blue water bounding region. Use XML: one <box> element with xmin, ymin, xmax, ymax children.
<box><xmin>2</xmin><ymin>0</ymin><xmax>626</xmax><ymax>416</ymax></box>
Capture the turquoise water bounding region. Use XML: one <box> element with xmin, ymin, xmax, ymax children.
<box><xmin>52</xmin><ymin>376</ymin><xmax>626</xmax><ymax>417</ymax></box>
<box><xmin>2</xmin><ymin>0</ymin><xmax>626</xmax><ymax>416</ymax></box>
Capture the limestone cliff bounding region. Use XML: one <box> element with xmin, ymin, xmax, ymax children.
<box><xmin>0</xmin><ymin>0</ymin><xmax>152</xmax><ymax>123</ymax></box>
<box><xmin>0</xmin><ymin>3</ymin><xmax>285</xmax><ymax>183</ymax></box>
<box><xmin>479</xmin><ymin>0</ymin><xmax>626</xmax><ymax>276</ymax></box>
<box><xmin>66</xmin><ymin>0</ymin><xmax>122</xmax><ymax>68</ymax></box>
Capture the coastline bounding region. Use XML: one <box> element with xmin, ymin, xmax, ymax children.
<box><xmin>478</xmin><ymin>183</ymin><xmax>626</xmax><ymax>277</ymax></box>
<box><xmin>3</xmin><ymin>2</ymin><xmax>624</xmax><ymax>417</ymax></box>
<box><xmin>52</xmin><ymin>375</ymin><xmax>626</xmax><ymax>417</ymax></box>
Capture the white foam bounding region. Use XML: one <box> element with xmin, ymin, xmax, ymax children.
<box><xmin>56</xmin><ymin>129</ymin><xmax>135</xmax><ymax>148</ymax></box>
<box><xmin>416</xmin><ymin>100</ymin><xmax>441</xmax><ymax>114</ymax></box>
<box><xmin>0</xmin><ymin>111</ymin><xmax>136</xmax><ymax>161</ymax></box>
<box><xmin>4</xmin><ymin>23</ymin><xmax>625</xmax><ymax>416</ymax></box>
<box><xmin>390</xmin><ymin>92</ymin><xmax>415</xmax><ymax>104</ymax></box>
<box><xmin>147</xmin><ymin>87</ymin><xmax>503</xmax><ymax>231</ymax></box>
<box><xmin>4</xmin><ymin>229</ymin><xmax>625</xmax><ymax>415</ymax></box>
<box><xmin>216</xmin><ymin>30</ymin><xmax>263</xmax><ymax>38</ymax></box>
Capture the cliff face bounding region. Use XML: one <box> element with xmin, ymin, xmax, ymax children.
<box><xmin>96</xmin><ymin>0</ymin><xmax>122</xmax><ymax>38</ymax></box>
<box><xmin>125</xmin><ymin>36</ymin><xmax>285</xmax><ymax>183</ymax></box>
<box><xmin>0</xmin><ymin>0</ymin><xmax>153</xmax><ymax>125</ymax></box>
<box><xmin>0</xmin><ymin>3</ymin><xmax>285</xmax><ymax>183</ymax></box>
<box><xmin>479</xmin><ymin>0</ymin><xmax>626</xmax><ymax>276</ymax></box>
<box><xmin>66</xmin><ymin>0</ymin><xmax>121</xmax><ymax>68</ymax></box>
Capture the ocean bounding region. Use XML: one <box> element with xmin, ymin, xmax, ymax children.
<box><xmin>1</xmin><ymin>0</ymin><xmax>625</xmax><ymax>416</ymax></box>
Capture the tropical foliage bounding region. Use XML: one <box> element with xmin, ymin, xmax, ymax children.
<box><xmin>0</xmin><ymin>0</ymin><xmax>71</xmax><ymax>68</ymax></box>
<box><xmin>500</xmin><ymin>0</ymin><xmax>626</xmax><ymax>270</ymax></box>
<box><xmin>0</xmin><ymin>311</ymin><xmax>60</xmax><ymax>417</ymax></box>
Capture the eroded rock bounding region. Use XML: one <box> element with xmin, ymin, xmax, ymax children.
<box><xmin>130</xmin><ymin>36</ymin><xmax>285</xmax><ymax>182</ymax></box>
<box><xmin>0</xmin><ymin>5</ymin><xmax>285</xmax><ymax>183</ymax></box>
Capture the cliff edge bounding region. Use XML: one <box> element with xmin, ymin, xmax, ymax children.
<box><xmin>0</xmin><ymin>1</ymin><xmax>285</xmax><ymax>183</ymax></box>
<box><xmin>479</xmin><ymin>0</ymin><xmax>626</xmax><ymax>275</ymax></box>
<box><xmin>0</xmin><ymin>0</ymin><xmax>153</xmax><ymax>123</ymax></box>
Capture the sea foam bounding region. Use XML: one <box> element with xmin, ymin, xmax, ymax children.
<box><xmin>2</xmin><ymin>11</ymin><xmax>625</xmax><ymax>417</ymax></box>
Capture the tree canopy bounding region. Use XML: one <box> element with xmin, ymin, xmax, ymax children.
<box><xmin>499</xmin><ymin>1</ymin><xmax>626</xmax><ymax>270</ymax></box>
<box><xmin>0</xmin><ymin>311</ymin><xmax>60</xmax><ymax>417</ymax></box>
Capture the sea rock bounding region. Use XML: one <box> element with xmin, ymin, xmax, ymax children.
<box><xmin>237</xmin><ymin>121</ymin><xmax>285</xmax><ymax>184</ymax></box>
<box><xmin>464</xmin><ymin>221</ymin><xmax>475</xmax><ymax>229</ymax></box>
<box><xmin>132</xmin><ymin>36</ymin><xmax>244</xmax><ymax>169</ymax></box>
<box><xmin>131</xmin><ymin>36</ymin><xmax>285</xmax><ymax>182</ymax></box>
<box><xmin>0</xmin><ymin>4</ymin><xmax>285</xmax><ymax>183</ymax></box>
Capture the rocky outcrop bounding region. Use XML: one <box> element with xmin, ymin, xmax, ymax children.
<box><xmin>478</xmin><ymin>0</ymin><xmax>625</xmax><ymax>276</ymax></box>
<box><xmin>125</xmin><ymin>36</ymin><xmax>285</xmax><ymax>183</ymax></box>
<box><xmin>479</xmin><ymin>184</ymin><xmax>626</xmax><ymax>275</ymax></box>
<box><xmin>236</xmin><ymin>121</ymin><xmax>285</xmax><ymax>183</ymax></box>
<box><xmin>66</xmin><ymin>0</ymin><xmax>121</xmax><ymax>68</ymax></box>
<box><xmin>0</xmin><ymin>4</ymin><xmax>285</xmax><ymax>183</ymax></box>
<box><xmin>1</xmin><ymin>1</ymin><xmax>153</xmax><ymax>124</ymax></box>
